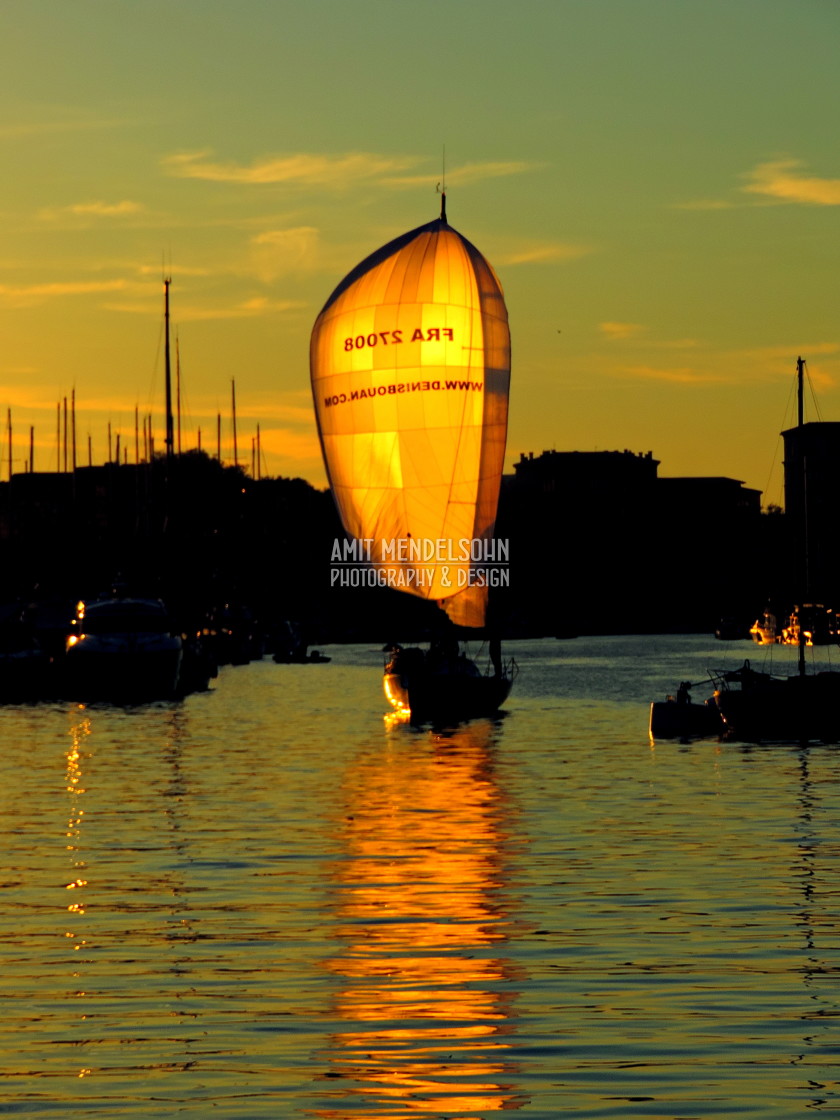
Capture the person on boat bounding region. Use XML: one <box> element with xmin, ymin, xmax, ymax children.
<box><xmin>489</xmin><ymin>636</ymin><xmax>503</xmax><ymax>678</ymax></box>
<box><xmin>427</xmin><ymin>636</ymin><xmax>460</xmax><ymax>674</ymax></box>
<box><xmin>385</xmin><ymin>644</ymin><xmax>424</xmax><ymax>676</ymax></box>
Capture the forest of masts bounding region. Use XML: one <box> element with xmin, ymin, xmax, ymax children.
<box><xmin>3</xmin><ymin>277</ymin><xmax>271</xmax><ymax>484</ymax></box>
<box><xmin>2</xmin><ymin>377</ymin><xmax>267</xmax><ymax>483</ymax></box>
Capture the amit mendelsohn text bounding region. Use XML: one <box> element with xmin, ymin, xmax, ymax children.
<box><xmin>331</xmin><ymin>538</ymin><xmax>510</xmax><ymax>563</ymax></box>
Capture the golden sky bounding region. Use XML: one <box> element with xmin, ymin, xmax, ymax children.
<box><xmin>1</xmin><ymin>0</ymin><xmax>838</xmax><ymax>501</ymax></box>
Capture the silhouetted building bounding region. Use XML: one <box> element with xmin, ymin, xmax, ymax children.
<box><xmin>0</xmin><ymin>445</ymin><xmax>780</xmax><ymax>639</ymax></box>
<box><xmin>782</xmin><ymin>421</ymin><xmax>840</xmax><ymax>604</ymax></box>
<box><xmin>656</xmin><ymin>476</ymin><xmax>761</xmax><ymax>519</ymax></box>
<box><xmin>501</xmin><ymin>449</ymin><xmax>764</xmax><ymax>633</ymax></box>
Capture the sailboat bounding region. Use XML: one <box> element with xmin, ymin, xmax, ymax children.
<box><xmin>653</xmin><ymin>358</ymin><xmax>840</xmax><ymax>743</ymax></box>
<box><xmin>712</xmin><ymin>357</ymin><xmax>840</xmax><ymax>742</ymax></box>
<box><xmin>749</xmin><ymin>602</ymin><xmax>840</xmax><ymax>646</ymax></box>
<box><xmin>310</xmin><ymin>194</ymin><xmax>516</xmax><ymax>722</ymax></box>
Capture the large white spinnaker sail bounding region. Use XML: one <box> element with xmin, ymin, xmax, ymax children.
<box><xmin>310</xmin><ymin>203</ymin><xmax>510</xmax><ymax>628</ymax></box>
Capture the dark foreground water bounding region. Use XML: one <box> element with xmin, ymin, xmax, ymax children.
<box><xmin>3</xmin><ymin>635</ymin><xmax>840</xmax><ymax>1118</ymax></box>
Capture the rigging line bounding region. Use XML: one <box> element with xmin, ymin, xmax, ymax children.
<box><xmin>803</xmin><ymin>359</ymin><xmax>823</xmax><ymax>422</ymax></box>
<box><xmin>782</xmin><ymin>362</ymin><xmax>798</xmax><ymax>430</ymax></box>
<box><xmin>763</xmin><ymin>364</ymin><xmax>800</xmax><ymax>508</ymax></box>
<box><xmin>762</xmin><ymin>434</ymin><xmax>785</xmax><ymax>510</ymax></box>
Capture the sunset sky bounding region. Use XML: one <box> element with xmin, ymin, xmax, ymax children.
<box><xmin>2</xmin><ymin>0</ymin><xmax>838</xmax><ymax>502</ymax></box>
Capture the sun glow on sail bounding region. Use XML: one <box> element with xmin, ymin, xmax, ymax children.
<box><xmin>310</xmin><ymin>211</ymin><xmax>510</xmax><ymax>627</ymax></box>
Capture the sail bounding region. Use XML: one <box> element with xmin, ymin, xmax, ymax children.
<box><xmin>310</xmin><ymin>211</ymin><xmax>510</xmax><ymax>628</ymax></box>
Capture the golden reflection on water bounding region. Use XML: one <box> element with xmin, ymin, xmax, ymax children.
<box><xmin>316</xmin><ymin>717</ymin><xmax>525</xmax><ymax>1116</ymax></box>
<box><xmin>65</xmin><ymin>709</ymin><xmax>90</xmax><ymax>928</ymax></box>
<box><xmin>65</xmin><ymin>709</ymin><xmax>92</xmax><ymax>1080</ymax></box>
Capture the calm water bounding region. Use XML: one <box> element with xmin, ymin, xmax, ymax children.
<box><xmin>3</xmin><ymin>635</ymin><xmax>840</xmax><ymax>1119</ymax></box>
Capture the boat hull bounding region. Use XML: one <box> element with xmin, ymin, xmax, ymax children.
<box><xmin>649</xmin><ymin>699</ymin><xmax>723</xmax><ymax>741</ymax></box>
<box><xmin>384</xmin><ymin>670</ymin><xmax>512</xmax><ymax>724</ymax></box>
<box><xmin>63</xmin><ymin>641</ymin><xmax>183</xmax><ymax>702</ymax></box>
<box><xmin>714</xmin><ymin>671</ymin><xmax>840</xmax><ymax>743</ymax></box>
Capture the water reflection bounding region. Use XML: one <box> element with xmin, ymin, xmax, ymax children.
<box><xmin>64</xmin><ymin>707</ymin><xmax>93</xmax><ymax>1081</ymax></box>
<box><xmin>60</xmin><ymin>703</ymin><xmax>201</xmax><ymax>1089</ymax></box>
<box><xmin>790</xmin><ymin>749</ymin><xmax>833</xmax><ymax>1108</ymax></box>
<box><xmin>315</xmin><ymin>717</ymin><xmax>526</xmax><ymax>1116</ymax></box>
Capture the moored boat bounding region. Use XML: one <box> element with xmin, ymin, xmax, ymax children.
<box><xmin>649</xmin><ymin>679</ymin><xmax>723</xmax><ymax>741</ymax></box>
<box><xmin>655</xmin><ymin>357</ymin><xmax>840</xmax><ymax>743</ymax></box>
<box><xmin>63</xmin><ymin>595</ymin><xmax>183</xmax><ymax>702</ymax></box>
<box><xmin>749</xmin><ymin>602</ymin><xmax>840</xmax><ymax>646</ymax></box>
<box><xmin>711</xmin><ymin>658</ymin><xmax>840</xmax><ymax>743</ymax></box>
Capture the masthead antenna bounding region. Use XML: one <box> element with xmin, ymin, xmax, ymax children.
<box><xmin>438</xmin><ymin>144</ymin><xmax>447</xmax><ymax>222</ymax></box>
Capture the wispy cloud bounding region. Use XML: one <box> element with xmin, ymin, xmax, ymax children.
<box><xmin>104</xmin><ymin>296</ymin><xmax>307</xmax><ymax>320</ymax></box>
<box><xmin>389</xmin><ymin>160</ymin><xmax>539</xmax><ymax>189</ymax></box>
<box><xmin>217</xmin><ymin>400</ymin><xmax>314</xmax><ymax>424</ymax></box>
<box><xmin>135</xmin><ymin>263</ymin><xmax>211</xmax><ymax>278</ymax></box>
<box><xmin>0</xmin><ymin>384</ymin><xmax>54</xmax><ymax>407</ymax></box>
<box><xmin>162</xmin><ymin>150</ymin><xmax>421</xmax><ymax>186</ymax></box>
<box><xmin>70</xmin><ymin>200</ymin><xmax>146</xmax><ymax>217</ymax></box>
<box><xmin>250</xmin><ymin>226</ymin><xmax>321</xmax><ymax>280</ymax></box>
<box><xmin>0</xmin><ymin>279</ymin><xmax>130</xmax><ymax>308</ymax></box>
<box><xmin>743</xmin><ymin>159</ymin><xmax>840</xmax><ymax>205</ymax></box>
<box><xmin>0</xmin><ymin>116</ymin><xmax>131</xmax><ymax>140</ymax></box>
<box><xmin>737</xmin><ymin>344</ymin><xmax>840</xmax><ymax>390</ymax></box>
<box><xmin>38</xmin><ymin>199</ymin><xmax>147</xmax><ymax>223</ymax></box>
<box><xmin>162</xmin><ymin>150</ymin><xmax>539</xmax><ymax>193</ymax></box>
<box><xmin>503</xmin><ymin>242</ymin><xmax>591</xmax><ymax>266</ymax></box>
<box><xmin>600</xmin><ymin>321</ymin><xmax>645</xmax><ymax>340</ymax></box>
<box><xmin>445</xmin><ymin>160</ymin><xmax>539</xmax><ymax>185</ymax></box>
<box><xmin>615</xmin><ymin>364</ymin><xmax>726</xmax><ymax>385</ymax></box>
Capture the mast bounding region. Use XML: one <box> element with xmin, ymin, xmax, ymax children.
<box><xmin>164</xmin><ymin>277</ymin><xmax>174</xmax><ymax>458</ymax></box>
<box><xmin>797</xmin><ymin>355</ymin><xmax>805</xmax><ymax>428</ymax></box>
<box><xmin>71</xmin><ymin>388</ymin><xmax>77</xmax><ymax>472</ymax></box>
<box><xmin>797</xmin><ymin>355</ymin><xmax>807</xmax><ymax>678</ymax></box>
<box><xmin>176</xmin><ymin>332</ymin><xmax>182</xmax><ymax>454</ymax></box>
<box><xmin>231</xmin><ymin>379</ymin><xmax>238</xmax><ymax>469</ymax></box>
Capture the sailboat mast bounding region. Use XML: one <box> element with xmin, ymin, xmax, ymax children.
<box><xmin>176</xmin><ymin>333</ymin><xmax>182</xmax><ymax>454</ymax></box>
<box><xmin>797</xmin><ymin>355</ymin><xmax>804</xmax><ymax>428</ymax></box>
<box><xmin>71</xmin><ymin>388</ymin><xmax>77</xmax><ymax>472</ymax></box>
<box><xmin>164</xmin><ymin>277</ymin><xmax>174</xmax><ymax>458</ymax></box>
<box><xmin>797</xmin><ymin>355</ymin><xmax>807</xmax><ymax>677</ymax></box>
<box><xmin>231</xmin><ymin>379</ymin><xmax>238</xmax><ymax>469</ymax></box>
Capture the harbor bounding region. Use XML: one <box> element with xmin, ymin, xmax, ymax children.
<box><xmin>3</xmin><ymin>634</ymin><xmax>839</xmax><ymax>1117</ymax></box>
<box><xmin>4</xmin><ymin>3</ymin><xmax>840</xmax><ymax>1116</ymax></box>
